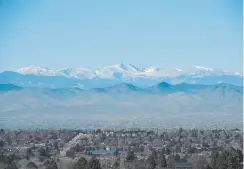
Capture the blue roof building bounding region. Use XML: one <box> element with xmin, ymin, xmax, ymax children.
<box><xmin>90</xmin><ymin>150</ymin><xmax>116</xmax><ymax>157</ymax></box>
<box><xmin>174</xmin><ymin>162</ymin><xmax>193</xmax><ymax>169</ymax></box>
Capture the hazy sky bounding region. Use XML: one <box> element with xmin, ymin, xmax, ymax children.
<box><xmin>0</xmin><ymin>0</ymin><xmax>242</xmax><ymax>72</ymax></box>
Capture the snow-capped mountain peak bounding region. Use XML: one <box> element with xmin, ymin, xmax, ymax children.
<box><xmin>183</xmin><ymin>65</ymin><xmax>240</xmax><ymax>78</ymax></box>
<box><xmin>106</xmin><ymin>63</ymin><xmax>141</xmax><ymax>72</ymax></box>
<box><xmin>144</xmin><ymin>66</ymin><xmax>161</xmax><ymax>73</ymax></box>
<box><xmin>17</xmin><ymin>66</ymin><xmax>46</xmax><ymax>72</ymax></box>
<box><xmin>57</xmin><ymin>68</ymin><xmax>96</xmax><ymax>79</ymax></box>
<box><xmin>140</xmin><ymin>67</ymin><xmax>183</xmax><ymax>77</ymax></box>
<box><xmin>193</xmin><ymin>65</ymin><xmax>214</xmax><ymax>71</ymax></box>
<box><xmin>175</xmin><ymin>68</ymin><xmax>183</xmax><ymax>72</ymax></box>
<box><xmin>94</xmin><ymin>63</ymin><xmax>142</xmax><ymax>79</ymax></box>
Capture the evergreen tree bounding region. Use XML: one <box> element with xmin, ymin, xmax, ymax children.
<box><xmin>4</xmin><ymin>162</ymin><xmax>18</xmax><ymax>169</ymax></box>
<box><xmin>0</xmin><ymin>140</ymin><xmax>4</xmax><ymax>162</ymax></box>
<box><xmin>151</xmin><ymin>149</ymin><xmax>158</xmax><ymax>159</ymax></box>
<box><xmin>174</xmin><ymin>154</ymin><xmax>181</xmax><ymax>162</ymax></box>
<box><xmin>46</xmin><ymin>160</ymin><xmax>58</xmax><ymax>169</ymax></box>
<box><xmin>88</xmin><ymin>157</ymin><xmax>101</xmax><ymax>169</ymax></box>
<box><xmin>214</xmin><ymin>148</ymin><xmax>243</xmax><ymax>169</ymax></box>
<box><xmin>73</xmin><ymin>157</ymin><xmax>88</xmax><ymax>169</ymax></box>
<box><xmin>126</xmin><ymin>150</ymin><xmax>136</xmax><ymax>162</ymax></box>
<box><xmin>211</xmin><ymin>151</ymin><xmax>219</xmax><ymax>169</ymax></box>
<box><xmin>159</xmin><ymin>153</ymin><xmax>167</xmax><ymax>168</ymax></box>
<box><xmin>0</xmin><ymin>140</ymin><xmax>4</xmax><ymax>148</ymax></box>
<box><xmin>167</xmin><ymin>155</ymin><xmax>175</xmax><ymax>168</ymax></box>
<box><xmin>26</xmin><ymin>148</ymin><xmax>34</xmax><ymax>160</ymax></box>
<box><xmin>26</xmin><ymin>162</ymin><xmax>38</xmax><ymax>169</ymax></box>
<box><xmin>112</xmin><ymin>157</ymin><xmax>120</xmax><ymax>169</ymax></box>
<box><xmin>38</xmin><ymin>147</ymin><xmax>50</xmax><ymax>158</ymax></box>
<box><xmin>114</xmin><ymin>149</ymin><xmax>119</xmax><ymax>156</ymax></box>
<box><xmin>54</xmin><ymin>142</ymin><xmax>60</xmax><ymax>155</ymax></box>
<box><xmin>147</xmin><ymin>154</ymin><xmax>157</xmax><ymax>169</ymax></box>
<box><xmin>205</xmin><ymin>165</ymin><xmax>213</xmax><ymax>169</ymax></box>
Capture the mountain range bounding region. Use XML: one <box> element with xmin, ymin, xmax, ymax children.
<box><xmin>0</xmin><ymin>64</ymin><xmax>242</xmax><ymax>89</ymax></box>
<box><xmin>0</xmin><ymin>64</ymin><xmax>242</xmax><ymax>129</ymax></box>
<box><xmin>1</xmin><ymin>81</ymin><xmax>243</xmax><ymax>95</ymax></box>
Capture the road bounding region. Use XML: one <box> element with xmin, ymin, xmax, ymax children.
<box><xmin>60</xmin><ymin>133</ymin><xmax>91</xmax><ymax>157</ymax></box>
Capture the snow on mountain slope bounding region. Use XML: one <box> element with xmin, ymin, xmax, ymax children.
<box><xmin>57</xmin><ymin>68</ymin><xmax>96</xmax><ymax>79</ymax></box>
<box><xmin>17</xmin><ymin>66</ymin><xmax>56</xmax><ymax>76</ymax></box>
<box><xmin>184</xmin><ymin>66</ymin><xmax>239</xmax><ymax>78</ymax></box>
<box><xmin>16</xmin><ymin>64</ymin><xmax>242</xmax><ymax>80</ymax></box>
<box><xmin>95</xmin><ymin>63</ymin><xmax>142</xmax><ymax>79</ymax></box>
<box><xmin>138</xmin><ymin>67</ymin><xmax>183</xmax><ymax>77</ymax></box>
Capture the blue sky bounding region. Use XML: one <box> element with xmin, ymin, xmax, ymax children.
<box><xmin>0</xmin><ymin>0</ymin><xmax>242</xmax><ymax>72</ymax></box>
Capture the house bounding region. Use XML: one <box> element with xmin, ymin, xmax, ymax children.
<box><xmin>194</xmin><ymin>143</ymin><xmax>202</xmax><ymax>150</ymax></box>
<box><xmin>174</xmin><ymin>162</ymin><xmax>193</xmax><ymax>169</ymax></box>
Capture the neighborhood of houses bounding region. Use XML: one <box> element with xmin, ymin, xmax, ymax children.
<box><xmin>0</xmin><ymin>128</ymin><xmax>243</xmax><ymax>169</ymax></box>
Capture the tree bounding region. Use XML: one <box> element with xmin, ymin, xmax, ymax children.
<box><xmin>112</xmin><ymin>158</ymin><xmax>120</xmax><ymax>169</ymax></box>
<box><xmin>38</xmin><ymin>147</ymin><xmax>50</xmax><ymax>158</ymax></box>
<box><xmin>0</xmin><ymin>140</ymin><xmax>4</xmax><ymax>148</ymax></box>
<box><xmin>187</xmin><ymin>147</ymin><xmax>196</xmax><ymax>154</ymax></box>
<box><xmin>200</xmin><ymin>130</ymin><xmax>204</xmax><ymax>135</ymax></box>
<box><xmin>167</xmin><ymin>155</ymin><xmax>175</xmax><ymax>168</ymax></box>
<box><xmin>174</xmin><ymin>154</ymin><xmax>181</xmax><ymax>162</ymax></box>
<box><xmin>164</xmin><ymin>148</ymin><xmax>171</xmax><ymax>155</ymax></box>
<box><xmin>205</xmin><ymin>165</ymin><xmax>212</xmax><ymax>169</ymax></box>
<box><xmin>6</xmin><ymin>136</ymin><xmax>12</xmax><ymax>146</ymax></box>
<box><xmin>2</xmin><ymin>154</ymin><xmax>19</xmax><ymax>166</ymax></box>
<box><xmin>114</xmin><ymin>149</ymin><xmax>119</xmax><ymax>156</ymax></box>
<box><xmin>179</xmin><ymin>128</ymin><xmax>183</xmax><ymax>134</ymax></box>
<box><xmin>26</xmin><ymin>162</ymin><xmax>38</xmax><ymax>169</ymax></box>
<box><xmin>146</xmin><ymin>155</ymin><xmax>157</xmax><ymax>169</ymax></box>
<box><xmin>151</xmin><ymin>149</ymin><xmax>158</xmax><ymax>159</ymax></box>
<box><xmin>126</xmin><ymin>150</ymin><xmax>136</xmax><ymax>162</ymax></box>
<box><xmin>46</xmin><ymin>160</ymin><xmax>58</xmax><ymax>169</ymax></box>
<box><xmin>0</xmin><ymin>140</ymin><xmax>4</xmax><ymax>162</ymax></box>
<box><xmin>4</xmin><ymin>162</ymin><xmax>18</xmax><ymax>169</ymax></box>
<box><xmin>66</xmin><ymin>150</ymin><xmax>75</xmax><ymax>159</ymax></box>
<box><xmin>26</xmin><ymin>148</ymin><xmax>34</xmax><ymax>160</ymax></box>
<box><xmin>159</xmin><ymin>153</ymin><xmax>167</xmax><ymax>168</ymax></box>
<box><xmin>45</xmin><ymin>142</ymin><xmax>49</xmax><ymax>154</ymax></box>
<box><xmin>175</xmin><ymin>145</ymin><xmax>181</xmax><ymax>153</ymax></box>
<box><xmin>190</xmin><ymin>155</ymin><xmax>207</xmax><ymax>169</ymax></box>
<box><xmin>73</xmin><ymin>157</ymin><xmax>88</xmax><ymax>169</ymax></box>
<box><xmin>100</xmin><ymin>133</ymin><xmax>106</xmax><ymax>142</ymax></box>
<box><xmin>54</xmin><ymin>142</ymin><xmax>60</xmax><ymax>154</ymax></box>
<box><xmin>211</xmin><ymin>151</ymin><xmax>219</xmax><ymax>169</ymax></box>
<box><xmin>88</xmin><ymin>157</ymin><xmax>101</xmax><ymax>169</ymax></box>
<box><xmin>214</xmin><ymin>148</ymin><xmax>243</xmax><ymax>169</ymax></box>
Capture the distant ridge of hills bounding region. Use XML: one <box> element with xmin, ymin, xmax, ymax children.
<box><xmin>0</xmin><ymin>84</ymin><xmax>22</xmax><ymax>91</ymax></box>
<box><xmin>0</xmin><ymin>81</ymin><xmax>242</xmax><ymax>129</ymax></box>
<box><xmin>1</xmin><ymin>82</ymin><xmax>242</xmax><ymax>96</ymax></box>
